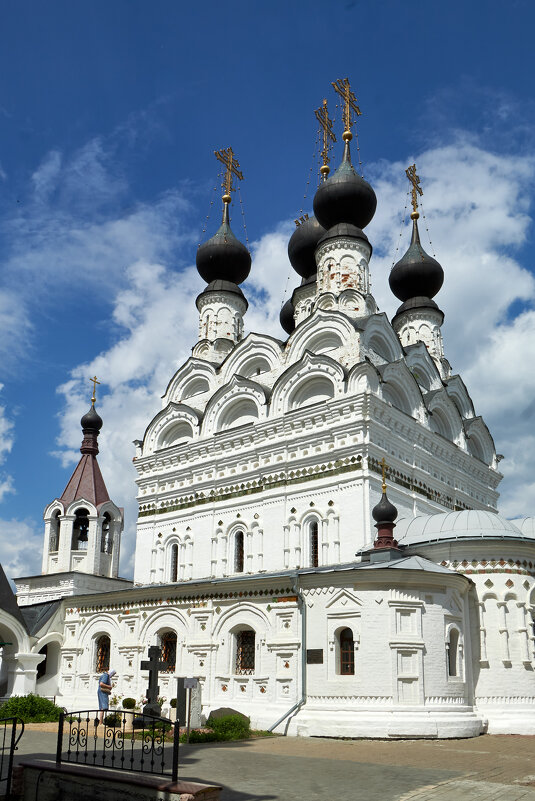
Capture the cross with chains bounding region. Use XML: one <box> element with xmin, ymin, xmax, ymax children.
<box><xmin>332</xmin><ymin>77</ymin><xmax>362</xmax><ymax>133</ymax></box>
<box><xmin>406</xmin><ymin>163</ymin><xmax>423</xmax><ymax>214</ymax></box>
<box><xmin>215</xmin><ymin>146</ymin><xmax>244</xmax><ymax>200</ymax></box>
<box><xmin>315</xmin><ymin>98</ymin><xmax>336</xmax><ymax>171</ymax></box>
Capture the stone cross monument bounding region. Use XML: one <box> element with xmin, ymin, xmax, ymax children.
<box><xmin>140</xmin><ymin>645</ymin><xmax>168</xmax><ymax>717</ymax></box>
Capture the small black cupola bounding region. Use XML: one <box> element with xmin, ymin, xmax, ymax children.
<box><xmin>371</xmin><ymin>458</ymin><xmax>400</xmax><ymax>552</ymax></box>
<box><xmin>196</xmin><ymin>147</ymin><xmax>251</xmax><ymax>287</ymax></box>
<box><xmin>287</xmin><ymin>215</ymin><xmax>325</xmax><ymax>279</ymax></box>
<box><xmin>389</xmin><ymin>212</ymin><xmax>444</xmax><ymax>303</ymax></box>
<box><xmin>389</xmin><ymin>164</ymin><xmax>444</xmax><ymax>305</ymax></box>
<box><xmin>196</xmin><ymin>201</ymin><xmax>251</xmax><ymax>285</ymax></box>
<box><xmin>279</xmin><ymin>297</ymin><xmax>296</xmax><ymax>335</ymax></box>
<box><xmin>313</xmin><ymin>137</ymin><xmax>376</xmax><ymax>232</ymax></box>
<box><xmin>313</xmin><ymin>79</ymin><xmax>376</xmax><ymax>235</ymax></box>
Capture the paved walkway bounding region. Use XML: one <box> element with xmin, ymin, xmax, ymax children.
<box><xmin>14</xmin><ymin>728</ymin><xmax>535</xmax><ymax>800</ymax></box>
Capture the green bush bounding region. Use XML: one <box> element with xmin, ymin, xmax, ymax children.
<box><xmin>206</xmin><ymin>713</ymin><xmax>251</xmax><ymax>741</ymax></box>
<box><xmin>104</xmin><ymin>712</ymin><xmax>121</xmax><ymax>727</ymax></box>
<box><xmin>0</xmin><ymin>694</ymin><xmax>64</xmax><ymax>723</ymax></box>
<box><xmin>122</xmin><ymin>697</ymin><xmax>136</xmax><ymax>710</ymax></box>
<box><xmin>180</xmin><ymin>729</ymin><xmax>218</xmax><ymax>743</ymax></box>
<box><xmin>170</xmin><ymin>698</ymin><xmax>177</xmax><ymax>709</ymax></box>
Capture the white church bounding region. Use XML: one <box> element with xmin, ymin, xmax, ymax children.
<box><xmin>1</xmin><ymin>83</ymin><xmax>535</xmax><ymax>739</ymax></box>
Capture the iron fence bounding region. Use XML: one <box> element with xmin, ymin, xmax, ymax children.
<box><xmin>56</xmin><ymin>710</ymin><xmax>179</xmax><ymax>782</ymax></box>
<box><xmin>0</xmin><ymin>716</ymin><xmax>24</xmax><ymax>799</ymax></box>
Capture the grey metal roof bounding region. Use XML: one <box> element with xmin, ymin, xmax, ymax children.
<box><xmin>19</xmin><ymin>601</ymin><xmax>61</xmax><ymax>636</ymax></box>
<box><xmin>0</xmin><ymin>563</ymin><xmax>28</xmax><ymax>632</ymax></box>
<box><xmin>395</xmin><ymin>510</ymin><xmax>530</xmax><ymax>546</ymax></box>
<box><xmin>297</xmin><ymin>555</ymin><xmax>457</xmax><ymax>576</ymax></box>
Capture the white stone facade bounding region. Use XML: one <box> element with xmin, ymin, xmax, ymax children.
<box><xmin>7</xmin><ymin>148</ymin><xmax>535</xmax><ymax>739</ymax></box>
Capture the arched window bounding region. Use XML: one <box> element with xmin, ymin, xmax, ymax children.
<box><xmin>72</xmin><ymin>509</ymin><xmax>89</xmax><ymax>550</ymax></box>
<box><xmin>160</xmin><ymin>632</ymin><xmax>177</xmax><ymax>673</ymax></box>
<box><xmin>235</xmin><ymin>531</ymin><xmax>244</xmax><ymax>573</ymax></box>
<box><xmin>49</xmin><ymin>511</ymin><xmax>60</xmax><ymax>552</ymax></box>
<box><xmin>309</xmin><ymin>521</ymin><xmax>319</xmax><ymax>568</ymax></box>
<box><xmin>95</xmin><ymin>635</ymin><xmax>110</xmax><ymax>673</ymax></box>
<box><xmin>235</xmin><ymin>629</ymin><xmax>255</xmax><ymax>675</ymax></box>
<box><xmin>170</xmin><ymin>544</ymin><xmax>179</xmax><ymax>583</ymax></box>
<box><xmin>101</xmin><ymin>513</ymin><xmax>112</xmax><ymax>554</ymax></box>
<box><xmin>339</xmin><ymin>628</ymin><xmax>355</xmax><ymax>675</ymax></box>
<box><xmin>447</xmin><ymin>628</ymin><xmax>460</xmax><ymax>677</ymax></box>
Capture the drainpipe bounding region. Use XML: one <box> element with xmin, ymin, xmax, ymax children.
<box><xmin>268</xmin><ymin>574</ymin><xmax>306</xmax><ymax>733</ymax></box>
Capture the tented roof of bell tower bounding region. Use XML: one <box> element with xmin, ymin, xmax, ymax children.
<box><xmin>60</xmin><ymin>399</ymin><xmax>110</xmax><ymax>507</ymax></box>
<box><xmin>60</xmin><ymin>453</ymin><xmax>110</xmax><ymax>507</ymax></box>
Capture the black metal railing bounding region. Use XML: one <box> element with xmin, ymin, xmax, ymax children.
<box><xmin>56</xmin><ymin>710</ymin><xmax>179</xmax><ymax>782</ymax></box>
<box><xmin>0</xmin><ymin>716</ymin><xmax>24</xmax><ymax>799</ymax></box>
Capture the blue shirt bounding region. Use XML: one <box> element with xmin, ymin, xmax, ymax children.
<box><xmin>97</xmin><ymin>672</ymin><xmax>111</xmax><ymax>708</ymax></box>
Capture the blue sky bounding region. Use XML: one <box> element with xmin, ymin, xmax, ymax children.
<box><xmin>1</xmin><ymin>0</ymin><xmax>534</xmax><ymax>580</ymax></box>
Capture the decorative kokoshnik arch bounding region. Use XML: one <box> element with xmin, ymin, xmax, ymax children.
<box><xmin>270</xmin><ymin>352</ymin><xmax>345</xmax><ymax>416</ymax></box>
<box><xmin>201</xmin><ymin>375</ymin><xmax>268</xmax><ymax>434</ymax></box>
<box><xmin>162</xmin><ymin>358</ymin><xmax>217</xmax><ymax>406</ymax></box>
<box><xmin>219</xmin><ymin>333</ymin><xmax>283</xmax><ymax>382</ymax></box>
<box><xmin>285</xmin><ymin>309</ymin><xmax>357</xmax><ymax>363</ymax></box>
<box><xmin>142</xmin><ymin>403</ymin><xmax>201</xmax><ymax>455</ymax></box>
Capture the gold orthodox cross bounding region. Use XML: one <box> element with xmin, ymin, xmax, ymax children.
<box><xmin>89</xmin><ymin>375</ymin><xmax>101</xmax><ymax>405</ymax></box>
<box><xmin>406</xmin><ymin>163</ymin><xmax>423</xmax><ymax>216</ymax></box>
<box><xmin>379</xmin><ymin>456</ymin><xmax>388</xmax><ymax>492</ymax></box>
<box><xmin>331</xmin><ymin>78</ymin><xmax>361</xmax><ymax>137</ymax></box>
<box><xmin>315</xmin><ymin>99</ymin><xmax>336</xmax><ymax>178</ymax></box>
<box><xmin>214</xmin><ymin>147</ymin><xmax>244</xmax><ymax>203</ymax></box>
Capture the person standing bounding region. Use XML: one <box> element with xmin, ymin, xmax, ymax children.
<box><xmin>97</xmin><ymin>668</ymin><xmax>116</xmax><ymax>724</ymax></box>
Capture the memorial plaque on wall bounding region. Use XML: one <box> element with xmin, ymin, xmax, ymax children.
<box><xmin>306</xmin><ymin>648</ymin><xmax>324</xmax><ymax>664</ymax></box>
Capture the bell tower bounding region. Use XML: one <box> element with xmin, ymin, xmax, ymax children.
<box><xmin>15</xmin><ymin>379</ymin><xmax>130</xmax><ymax>605</ymax></box>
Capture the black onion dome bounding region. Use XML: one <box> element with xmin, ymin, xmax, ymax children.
<box><xmin>279</xmin><ymin>298</ymin><xmax>295</xmax><ymax>335</ymax></box>
<box><xmin>287</xmin><ymin>216</ymin><xmax>325</xmax><ymax>279</ymax></box>
<box><xmin>196</xmin><ymin>205</ymin><xmax>251</xmax><ymax>285</ymax></box>
<box><xmin>372</xmin><ymin>491</ymin><xmax>398</xmax><ymax>524</ymax></box>
<box><xmin>389</xmin><ymin>217</ymin><xmax>444</xmax><ymax>302</ymax></box>
<box><xmin>318</xmin><ymin>222</ymin><xmax>370</xmax><ymax>248</ymax></box>
<box><xmin>313</xmin><ymin>141</ymin><xmax>377</xmax><ymax>231</ymax></box>
<box><xmin>81</xmin><ymin>404</ymin><xmax>103</xmax><ymax>432</ymax></box>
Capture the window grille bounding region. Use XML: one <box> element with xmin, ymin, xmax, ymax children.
<box><xmin>160</xmin><ymin>632</ymin><xmax>177</xmax><ymax>673</ymax></box>
<box><xmin>235</xmin><ymin>630</ymin><xmax>255</xmax><ymax>675</ymax></box>
<box><xmin>95</xmin><ymin>635</ymin><xmax>110</xmax><ymax>673</ymax></box>
<box><xmin>340</xmin><ymin>628</ymin><xmax>355</xmax><ymax>675</ymax></box>
<box><xmin>310</xmin><ymin>521</ymin><xmax>319</xmax><ymax>568</ymax></box>
<box><xmin>235</xmin><ymin>531</ymin><xmax>244</xmax><ymax>573</ymax></box>
<box><xmin>170</xmin><ymin>544</ymin><xmax>178</xmax><ymax>583</ymax></box>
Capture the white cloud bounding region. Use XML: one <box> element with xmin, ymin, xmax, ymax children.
<box><xmin>245</xmin><ymin>221</ymin><xmax>295</xmax><ymax>339</ymax></box>
<box><xmin>0</xmin><ymin>518</ymin><xmax>43</xmax><ymax>582</ymax></box>
<box><xmin>53</xmin><ymin>135</ymin><xmax>535</xmax><ymax>578</ymax></box>
<box><xmin>0</xmin><ymin>129</ymin><xmax>199</xmax><ymax>579</ymax></box>
<box><xmin>366</xmin><ymin>138</ymin><xmax>535</xmax><ymax>516</ymax></box>
<box><xmin>2</xmin><ymin>129</ymin><xmax>532</xmax><ymax>581</ymax></box>
<box><xmin>0</xmin><ymin>385</ymin><xmax>14</xmax><ymax>503</ymax></box>
<box><xmin>55</xmin><ymin>260</ymin><xmax>204</xmax><ymax>575</ymax></box>
<box><xmin>0</xmin><ymin>134</ymin><xmax>196</xmax><ymax>374</ymax></box>
<box><xmin>31</xmin><ymin>150</ymin><xmax>63</xmax><ymax>200</ymax></box>
<box><xmin>0</xmin><ymin>290</ymin><xmax>32</xmax><ymax>370</ymax></box>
